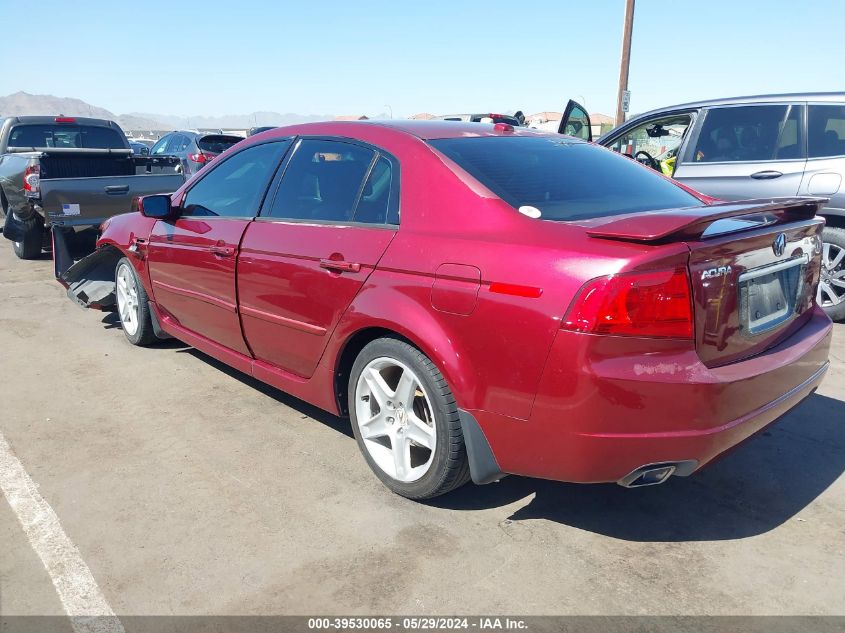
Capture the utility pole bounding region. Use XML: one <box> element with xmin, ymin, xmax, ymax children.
<box><xmin>615</xmin><ymin>0</ymin><xmax>635</xmax><ymax>126</ymax></box>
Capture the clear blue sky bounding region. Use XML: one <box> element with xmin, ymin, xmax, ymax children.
<box><xmin>4</xmin><ymin>0</ymin><xmax>844</xmax><ymax>118</ymax></box>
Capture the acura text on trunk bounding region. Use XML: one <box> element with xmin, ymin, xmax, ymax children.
<box><xmin>60</xmin><ymin>121</ymin><xmax>832</xmax><ymax>499</ymax></box>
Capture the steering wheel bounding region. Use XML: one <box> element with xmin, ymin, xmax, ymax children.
<box><xmin>634</xmin><ymin>150</ymin><xmax>659</xmax><ymax>171</ymax></box>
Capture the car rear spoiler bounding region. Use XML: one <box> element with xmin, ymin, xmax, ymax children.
<box><xmin>584</xmin><ymin>197</ymin><xmax>828</xmax><ymax>243</ymax></box>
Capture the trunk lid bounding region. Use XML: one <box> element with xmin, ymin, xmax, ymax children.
<box><xmin>585</xmin><ymin>197</ymin><xmax>827</xmax><ymax>367</ymax></box>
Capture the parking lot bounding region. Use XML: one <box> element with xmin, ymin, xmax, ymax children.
<box><xmin>1</xmin><ymin>243</ymin><xmax>843</xmax><ymax>617</ymax></box>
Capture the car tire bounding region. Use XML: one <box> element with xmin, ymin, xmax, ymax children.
<box><xmin>11</xmin><ymin>215</ymin><xmax>43</xmax><ymax>260</ymax></box>
<box><xmin>819</xmin><ymin>226</ymin><xmax>845</xmax><ymax>322</ymax></box>
<box><xmin>349</xmin><ymin>337</ymin><xmax>471</xmax><ymax>499</ymax></box>
<box><xmin>115</xmin><ymin>257</ymin><xmax>157</xmax><ymax>346</ymax></box>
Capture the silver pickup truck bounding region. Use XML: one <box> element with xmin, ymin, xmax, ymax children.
<box><xmin>0</xmin><ymin>116</ymin><xmax>184</xmax><ymax>260</ymax></box>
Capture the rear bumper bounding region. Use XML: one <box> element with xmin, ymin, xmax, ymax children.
<box><xmin>472</xmin><ymin>305</ymin><xmax>833</xmax><ymax>484</ymax></box>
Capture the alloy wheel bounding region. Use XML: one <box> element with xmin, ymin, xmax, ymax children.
<box><xmin>818</xmin><ymin>241</ymin><xmax>845</xmax><ymax>308</ymax></box>
<box><xmin>116</xmin><ymin>263</ymin><xmax>140</xmax><ymax>336</ymax></box>
<box><xmin>354</xmin><ymin>357</ymin><xmax>437</xmax><ymax>483</ymax></box>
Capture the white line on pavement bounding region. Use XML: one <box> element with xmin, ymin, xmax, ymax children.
<box><xmin>0</xmin><ymin>430</ymin><xmax>124</xmax><ymax>633</ymax></box>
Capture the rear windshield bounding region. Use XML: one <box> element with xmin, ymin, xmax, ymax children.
<box><xmin>198</xmin><ymin>135</ymin><xmax>242</xmax><ymax>154</ymax></box>
<box><xmin>8</xmin><ymin>124</ymin><xmax>126</xmax><ymax>149</ymax></box>
<box><xmin>430</xmin><ymin>136</ymin><xmax>703</xmax><ymax>221</ymax></box>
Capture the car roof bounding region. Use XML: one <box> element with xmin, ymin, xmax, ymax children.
<box><xmin>631</xmin><ymin>92</ymin><xmax>845</xmax><ymax>118</ymax></box>
<box><xmin>260</xmin><ymin>119</ymin><xmax>560</xmax><ymax>141</ymax></box>
<box><xmin>4</xmin><ymin>116</ymin><xmax>119</xmax><ymax>127</ymax></box>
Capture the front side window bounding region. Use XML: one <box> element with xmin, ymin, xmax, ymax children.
<box><xmin>268</xmin><ymin>139</ymin><xmax>375</xmax><ymax>222</ymax></box>
<box><xmin>690</xmin><ymin>105</ymin><xmax>804</xmax><ymax>163</ymax></box>
<box><xmin>808</xmin><ymin>104</ymin><xmax>845</xmax><ymax>158</ymax></box>
<box><xmin>181</xmin><ymin>141</ymin><xmax>289</xmax><ymax>217</ymax></box>
<box><xmin>151</xmin><ymin>136</ymin><xmax>169</xmax><ymax>155</ymax></box>
<box><xmin>430</xmin><ymin>136</ymin><xmax>702</xmax><ymax>221</ymax></box>
<box><xmin>607</xmin><ymin>114</ymin><xmax>692</xmax><ymax>176</ymax></box>
<box><xmin>561</xmin><ymin>103</ymin><xmax>591</xmax><ymax>141</ymax></box>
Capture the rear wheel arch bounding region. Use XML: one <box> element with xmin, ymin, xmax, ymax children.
<box><xmin>334</xmin><ymin>327</ymin><xmax>415</xmax><ymax>416</ymax></box>
<box><xmin>332</xmin><ymin>320</ymin><xmax>473</xmax><ymax>418</ymax></box>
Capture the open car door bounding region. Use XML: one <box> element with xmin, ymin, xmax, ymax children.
<box><xmin>558</xmin><ymin>99</ymin><xmax>592</xmax><ymax>142</ymax></box>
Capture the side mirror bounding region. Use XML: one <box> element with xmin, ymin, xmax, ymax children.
<box><xmin>138</xmin><ymin>194</ymin><xmax>177</xmax><ymax>220</ymax></box>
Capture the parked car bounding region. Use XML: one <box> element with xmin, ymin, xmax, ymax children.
<box><xmin>434</xmin><ymin>112</ymin><xmax>524</xmax><ymax>126</ymax></box>
<box><xmin>150</xmin><ymin>130</ymin><xmax>243</xmax><ymax>177</ymax></box>
<box><xmin>0</xmin><ymin>116</ymin><xmax>184</xmax><ymax>259</ymax></box>
<box><xmin>60</xmin><ymin>120</ymin><xmax>831</xmax><ymax>500</ymax></box>
<box><xmin>128</xmin><ymin>140</ymin><xmax>150</xmax><ymax>156</ymax></box>
<box><xmin>559</xmin><ymin>93</ymin><xmax>845</xmax><ymax>321</ymax></box>
<box><xmin>248</xmin><ymin>126</ymin><xmax>277</xmax><ymax>136</ymax></box>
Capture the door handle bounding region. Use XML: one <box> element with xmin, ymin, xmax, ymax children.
<box><xmin>320</xmin><ymin>259</ymin><xmax>361</xmax><ymax>273</ymax></box>
<box><xmin>210</xmin><ymin>244</ymin><xmax>234</xmax><ymax>257</ymax></box>
<box><xmin>104</xmin><ymin>184</ymin><xmax>130</xmax><ymax>195</ymax></box>
<box><xmin>750</xmin><ymin>170</ymin><xmax>783</xmax><ymax>180</ymax></box>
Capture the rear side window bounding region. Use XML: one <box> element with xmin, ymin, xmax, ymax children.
<box><xmin>353</xmin><ymin>156</ymin><xmax>394</xmax><ymax>224</ymax></box>
<box><xmin>808</xmin><ymin>104</ymin><xmax>845</xmax><ymax>158</ymax></box>
<box><xmin>268</xmin><ymin>139</ymin><xmax>375</xmax><ymax>222</ymax></box>
<box><xmin>198</xmin><ymin>135</ymin><xmax>242</xmax><ymax>154</ymax></box>
<box><xmin>8</xmin><ymin>124</ymin><xmax>125</xmax><ymax>149</ymax></box>
<box><xmin>182</xmin><ymin>141</ymin><xmax>289</xmax><ymax>217</ymax></box>
<box><xmin>430</xmin><ymin>136</ymin><xmax>702</xmax><ymax>221</ymax></box>
<box><xmin>689</xmin><ymin>105</ymin><xmax>804</xmax><ymax>162</ymax></box>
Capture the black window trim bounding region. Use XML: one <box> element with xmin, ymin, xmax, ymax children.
<box><xmin>256</xmin><ymin>135</ymin><xmax>401</xmax><ymax>228</ymax></box>
<box><xmin>807</xmin><ymin>101</ymin><xmax>845</xmax><ymax>161</ymax></box>
<box><xmin>679</xmin><ymin>102</ymin><xmax>807</xmax><ymax>165</ymax></box>
<box><xmin>176</xmin><ymin>137</ymin><xmax>293</xmax><ymax>220</ymax></box>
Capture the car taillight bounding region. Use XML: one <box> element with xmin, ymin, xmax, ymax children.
<box><xmin>562</xmin><ymin>268</ymin><xmax>694</xmax><ymax>339</ymax></box>
<box><xmin>189</xmin><ymin>152</ymin><xmax>216</xmax><ymax>163</ymax></box>
<box><xmin>23</xmin><ymin>164</ymin><xmax>40</xmax><ymax>197</ymax></box>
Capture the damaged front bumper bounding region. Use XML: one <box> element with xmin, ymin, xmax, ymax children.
<box><xmin>53</xmin><ymin>225</ymin><xmax>120</xmax><ymax>309</ymax></box>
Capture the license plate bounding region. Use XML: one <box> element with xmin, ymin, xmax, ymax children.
<box><xmin>738</xmin><ymin>255</ymin><xmax>807</xmax><ymax>336</ymax></box>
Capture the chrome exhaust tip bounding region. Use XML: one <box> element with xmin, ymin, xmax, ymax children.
<box><xmin>617</xmin><ymin>460</ymin><xmax>698</xmax><ymax>488</ymax></box>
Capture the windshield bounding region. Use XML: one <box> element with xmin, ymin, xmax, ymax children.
<box><xmin>198</xmin><ymin>135</ymin><xmax>242</xmax><ymax>154</ymax></box>
<box><xmin>8</xmin><ymin>124</ymin><xmax>126</xmax><ymax>149</ymax></box>
<box><xmin>429</xmin><ymin>136</ymin><xmax>703</xmax><ymax>221</ymax></box>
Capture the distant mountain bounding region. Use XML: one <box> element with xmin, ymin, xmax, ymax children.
<box><xmin>124</xmin><ymin>111</ymin><xmax>334</xmax><ymax>130</ymax></box>
<box><xmin>0</xmin><ymin>91</ymin><xmax>336</xmax><ymax>132</ymax></box>
<box><xmin>0</xmin><ymin>91</ymin><xmax>167</xmax><ymax>130</ymax></box>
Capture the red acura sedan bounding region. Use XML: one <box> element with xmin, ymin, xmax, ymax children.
<box><xmin>60</xmin><ymin>120</ymin><xmax>832</xmax><ymax>499</ymax></box>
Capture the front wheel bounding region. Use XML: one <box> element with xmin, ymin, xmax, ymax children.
<box><xmin>349</xmin><ymin>338</ymin><xmax>470</xmax><ymax>499</ymax></box>
<box><xmin>115</xmin><ymin>257</ymin><xmax>157</xmax><ymax>346</ymax></box>
<box><xmin>819</xmin><ymin>226</ymin><xmax>845</xmax><ymax>322</ymax></box>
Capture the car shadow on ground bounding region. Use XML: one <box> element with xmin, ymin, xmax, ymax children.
<box><xmin>151</xmin><ymin>338</ymin><xmax>844</xmax><ymax>543</ymax></box>
<box><xmin>429</xmin><ymin>393</ymin><xmax>845</xmax><ymax>542</ymax></box>
<box><xmin>100</xmin><ymin>312</ymin><xmax>193</xmax><ymax>349</ymax></box>
<box><xmin>179</xmin><ymin>347</ymin><xmax>354</xmax><ymax>439</ymax></box>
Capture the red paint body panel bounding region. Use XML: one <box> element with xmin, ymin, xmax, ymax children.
<box><xmin>238</xmin><ymin>221</ymin><xmax>396</xmax><ymax>378</ymax></box>
<box><xmin>88</xmin><ymin>120</ymin><xmax>832</xmax><ymax>485</ymax></box>
<box><xmin>147</xmin><ymin>218</ymin><xmax>251</xmax><ymax>355</ymax></box>
<box><xmin>479</xmin><ymin>305</ymin><xmax>831</xmax><ymax>482</ymax></box>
